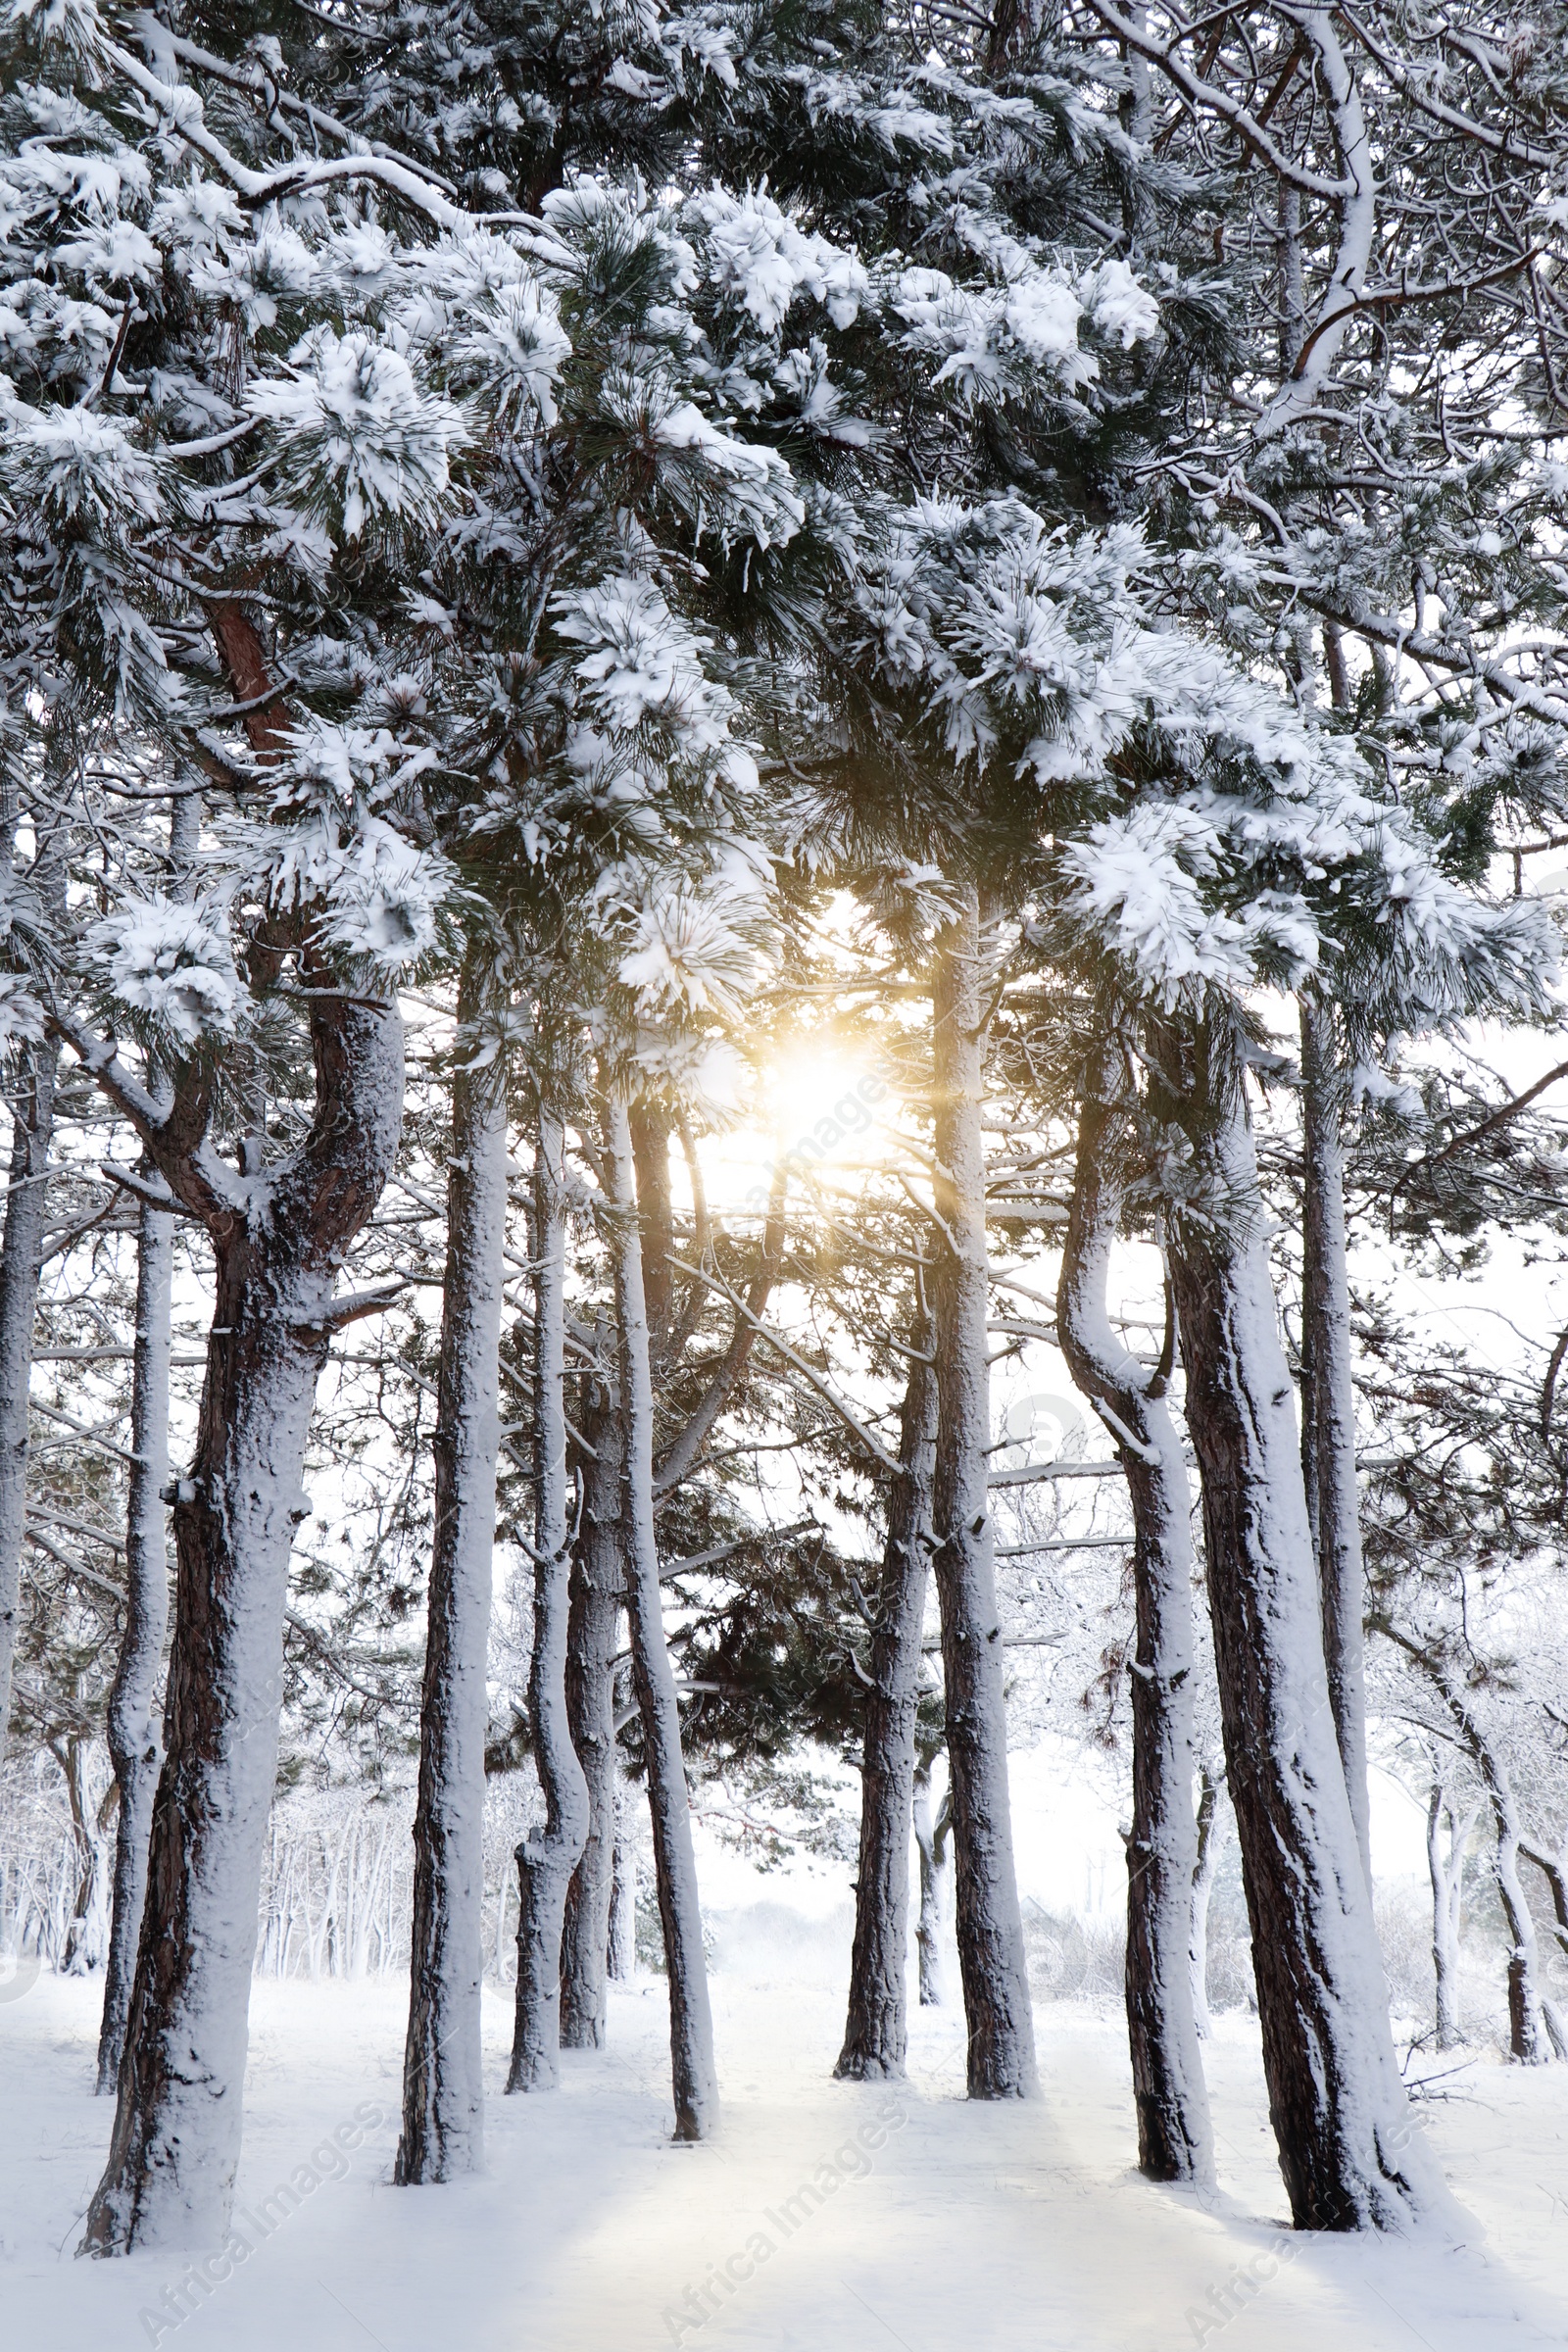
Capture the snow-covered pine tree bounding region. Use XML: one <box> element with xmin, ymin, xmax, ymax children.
<box><xmin>0</xmin><ymin>5</ymin><xmax>466</xmax><ymax>2249</ymax></box>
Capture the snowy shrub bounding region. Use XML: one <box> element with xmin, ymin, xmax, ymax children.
<box><xmin>89</xmin><ymin>895</ymin><xmax>242</xmax><ymax>1050</ymax></box>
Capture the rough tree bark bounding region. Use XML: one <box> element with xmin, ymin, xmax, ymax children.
<box><xmin>1299</xmin><ymin>1001</ymin><xmax>1373</xmax><ymax>1889</ymax></box>
<box><xmin>559</xmin><ymin>1382</ymin><xmax>622</xmax><ymax>2051</ymax></box>
<box><xmin>835</xmin><ymin>1321</ymin><xmax>938</xmax><ymax>2081</ymax></box>
<box><xmin>509</xmin><ymin>1110</ymin><xmax>590</xmax><ymax>2090</ymax></box>
<box><xmin>603</xmin><ymin>1090</ymin><xmax>717</xmax><ymax>2140</ymax></box>
<box><xmin>397</xmin><ymin>954</ymin><xmax>509</xmax><ymax>2181</ymax></box>
<box><xmin>1057</xmin><ymin>1069</ymin><xmax>1212</xmax><ymax>2183</ymax></box>
<box><xmin>1160</xmin><ymin>1025</ymin><xmax>1437</xmax><ymax>2230</ymax></box>
<box><xmin>99</xmin><ymin>794</ymin><xmax>200</xmax><ymax>2093</ymax></box>
<box><xmin>912</xmin><ymin>1748</ymin><xmax>952</xmax><ymax>2007</ymax></box>
<box><xmin>75</xmin><ymin>971</ymin><xmax>406</xmax><ymax>2252</ymax></box>
<box><xmin>96</xmin><ymin>1187</ymin><xmax>174</xmax><ymax>2093</ymax></box>
<box><xmin>928</xmin><ymin>888</ymin><xmax>1038</xmax><ymax>2100</ymax></box>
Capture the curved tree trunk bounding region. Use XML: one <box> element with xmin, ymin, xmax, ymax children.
<box><xmin>836</xmin><ymin>1324</ymin><xmax>938</xmax><ymax>2081</ymax></box>
<box><xmin>1300</xmin><ymin>1002</ymin><xmax>1373</xmax><ymax>1889</ymax></box>
<box><xmin>928</xmin><ymin>888</ymin><xmax>1038</xmax><ymax>2101</ymax></box>
<box><xmin>603</xmin><ymin>1090</ymin><xmax>716</xmax><ymax>2141</ymax></box>
<box><xmin>1162</xmin><ymin>1037</ymin><xmax>1435</xmax><ymax>2230</ymax></box>
<box><xmin>96</xmin><ymin>1188</ymin><xmax>174</xmax><ymax>2093</ymax></box>
<box><xmin>81</xmin><ymin>983</ymin><xmax>406</xmax><ymax>2253</ymax></box>
<box><xmin>509</xmin><ymin>1112</ymin><xmax>590</xmax><ymax>2090</ymax></box>
<box><xmin>559</xmin><ymin>1386</ymin><xmax>623</xmax><ymax>2050</ymax></box>
<box><xmin>396</xmin><ymin>959</ymin><xmax>508</xmax><ymax>2182</ymax></box>
<box><xmin>1057</xmin><ymin>1072</ymin><xmax>1212</xmax><ymax>2184</ymax></box>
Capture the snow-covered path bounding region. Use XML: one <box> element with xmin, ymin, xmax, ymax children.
<box><xmin>4</xmin><ymin>1968</ymin><xmax>1566</xmax><ymax>2351</ymax></box>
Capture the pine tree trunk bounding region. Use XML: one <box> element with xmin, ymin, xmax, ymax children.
<box><xmin>912</xmin><ymin>1758</ymin><xmax>951</xmax><ymax>2007</ymax></box>
<box><xmin>96</xmin><ymin>1190</ymin><xmax>174</xmax><ymax>2093</ymax></box>
<box><xmin>1163</xmin><ymin>1045</ymin><xmax>1433</xmax><ymax>2230</ymax></box>
<box><xmin>396</xmin><ymin>965</ymin><xmax>508</xmax><ymax>2181</ymax></box>
<box><xmin>1299</xmin><ymin>1003</ymin><xmax>1373</xmax><ymax>1888</ymax></box>
<box><xmin>0</xmin><ymin>1030</ymin><xmax>58</xmax><ymax>1762</ymax></box>
<box><xmin>1190</xmin><ymin>1767</ymin><xmax>1224</xmax><ymax>2042</ymax></box>
<box><xmin>1057</xmin><ymin>1074</ymin><xmax>1212</xmax><ymax>2183</ymax></box>
<box><xmin>82</xmin><ymin>987</ymin><xmax>406</xmax><ymax>2253</ymax></box>
<box><xmin>509</xmin><ymin>1114</ymin><xmax>590</xmax><ymax>2091</ymax></box>
<box><xmin>836</xmin><ymin>1329</ymin><xmax>938</xmax><ymax>2081</ymax></box>
<box><xmin>560</xmin><ymin>1389</ymin><xmax>623</xmax><ymax>2050</ymax></box>
<box><xmin>97</xmin><ymin>796</ymin><xmax>200</xmax><ymax>2093</ymax></box>
<box><xmin>929</xmin><ymin>889</ymin><xmax>1038</xmax><ymax>2100</ymax></box>
<box><xmin>603</xmin><ymin>1091</ymin><xmax>717</xmax><ymax>2141</ymax></box>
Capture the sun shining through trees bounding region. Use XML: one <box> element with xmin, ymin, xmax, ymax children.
<box><xmin>6</xmin><ymin>0</ymin><xmax>1568</xmax><ymax>2345</ymax></box>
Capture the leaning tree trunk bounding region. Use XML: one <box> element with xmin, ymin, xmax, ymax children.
<box><xmin>509</xmin><ymin>1112</ymin><xmax>590</xmax><ymax>2091</ymax></box>
<box><xmin>912</xmin><ymin>1753</ymin><xmax>951</xmax><ymax>2007</ymax></box>
<box><xmin>928</xmin><ymin>889</ymin><xmax>1038</xmax><ymax>2100</ymax></box>
<box><xmin>0</xmin><ymin>1028</ymin><xmax>58</xmax><ymax>1763</ymax></box>
<box><xmin>1300</xmin><ymin>1001</ymin><xmax>1373</xmax><ymax>1888</ymax></box>
<box><xmin>836</xmin><ymin>1324</ymin><xmax>938</xmax><ymax>2081</ymax></box>
<box><xmin>603</xmin><ymin>1090</ymin><xmax>717</xmax><ymax>2141</ymax></box>
<box><xmin>1057</xmin><ymin>1072</ymin><xmax>1212</xmax><ymax>2184</ymax></box>
<box><xmin>396</xmin><ymin>962</ymin><xmax>509</xmax><ymax>2182</ymax></box>
<box><xmin>1162</xmin><ymin>1040</ymin><xmax>1435</xmax><ymax>2230</ymax></box>
<box><xmin>96</xmin><ymin>1186</ymin><xmax>174</xmax><ymax>2093</ymax></box>
<box><xmin>81</xmin><ymin>984</ymin><xmax>406</xmax><ymax>2254</ymax></box>
<box><xmin>559</xmin><ymin>1381</ymin><xmax>623</xmax><ymax>2050</ymax></box>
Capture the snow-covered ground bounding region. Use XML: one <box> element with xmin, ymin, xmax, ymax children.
<box><xmin>5</xmin><ymin>1954</ymin><xmax>1567</xmax><ymax>2352</ymax></box>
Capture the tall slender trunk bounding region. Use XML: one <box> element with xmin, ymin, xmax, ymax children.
<box><xmin>836</xmin><ymin>1324</ymin><xmax>938</xmax><ymax>2081</ymax></box>
<box><xmin>96</xmin><ymin>1190</ymin><xmax>174</xmax><ymax>2092</ymax></box>
<box><xmin>608</xmin><ymin>1788</ymin><xmax>636</xmax><ymax>1984</ymax></box>
<box><xmin>912</xmin><ymin>1754</ymin><xmax>951</xmax><ymax>2007</ymax></box>
<box><xmin>603</xmin><ymin>1091</ymin><xmax>716</xmax><ymax>2141</ymax></box>
<box><xmin>81</xmin><ymin>987</ymin><xmax>406</xmax><ymax>2253</ymax></box>
<box><xmin>928</xmin><ymin>889</ymin><xmax>1037</xmax><ymax>2100</ymax></box>
<box><xmin>0</xmin><ymin>1027</ymin><xmax>58</xmax><ymax>1762</ymax></box>
<box><xmin>509</xmin><ymin>1113</ymin><xmax>590</xmax><ymax>2091</ymax></box>
<box><xmin>1300</xmin><ymin>1002</ymin><xmax>1373</xmax><ymax>1888</ymax></box>
<box><xmin>559</xmin><ymin>1383</ymin><xmax>622</xmax><ymax>2050</ymax></box>
<box><xmin>1057</xmin><ymin>1072</ymin><xmax>1212</xmax><ymax>2183</ymax></box>
<box><xmin>98</xmin><ymin>795</ymin><xmax>199</xmax><ymax>2094</ymax></box>
<box><xmin>1426</xmin><ymin>1784</ymin><xmax>1473</xmax><ymax>2053</ymax></box>
<box><xmin>1189</xmin><ymin>1765</ymin><xmax>1225</xmax><ymax>2041</ymax></box>
<box><xmin>396</xmin><ymin>960</ymin><xmax>508</xmax><ymax>2182</ymax></box>
<box><xmin>1161</xmin><ymin>1032</ymin><xmax>1434</xmax><ymax>2230</ymax></box>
